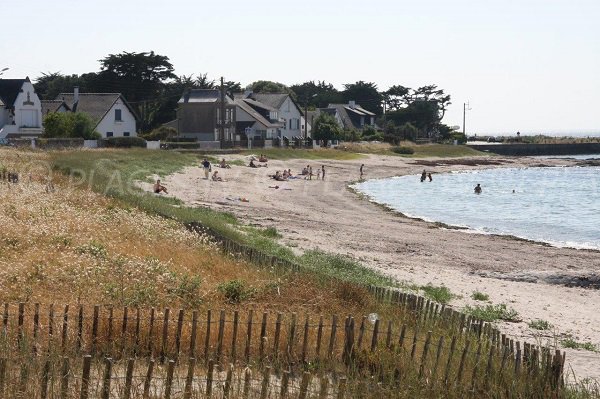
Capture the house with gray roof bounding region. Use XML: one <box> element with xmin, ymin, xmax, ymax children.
<box><xmin>242</xmin><ymin>92</ymin><xmax>305</xmax><ymax>141</ymax></box>
<box><xmin>327</xmin><ymin>101</ymin><xmax>377</xmax><ymax>131</ymax></box>
<box><xmin>41</xmin><ymin>99</ymin><xmax>70</xmax><ymax>115</ymax></box>
<box><xmin>0</xmin><ymin>77</ymin><xmax>43</xmax><ymax>138</ymax></box>
<box><xmin>57</xmin><ymin>88</ymin><xmax>138</xmax><ymax>138</ymax></box>
<box><xmin>234</xmin><ymin>98</ymin><xmax>282</xmax><ymax>142</ymax></box>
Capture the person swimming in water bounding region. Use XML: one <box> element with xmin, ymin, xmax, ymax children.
<box><xmin>474</xmin><ymin>183</ymin><xmax>482</xmax><ymax>194</ymax></box>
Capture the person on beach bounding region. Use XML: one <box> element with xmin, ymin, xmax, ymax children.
<box><xmin>316</xmin><ymin>167</ymin><xmax>321</xmax><ymax>180</ymax></box>
<box><xmin>212</xmin><ymin>171</ymin><xmax>223</xmax><ymax>182</ymax></box>
<box><xmin>322</xmin><ymin>165</ymin><xmax>326</xmax><ymax>180</ymax></box>
<box><xmin>259</xmin><ymin>154</ymin><xmax>268</xmax><ymax>163</ymax></box>
<box><xmin>202</xmin><ymin>158</ymin><xmax>211</xmax><ymax>179</ymax></box>
<box><xmin>154</xmin><ymin>179</ymin><xmax>168</xmax><ymax>194</ymax></box>
<box><xmin>421</xmin><ymin>170</ymin><xmax>427</xmax><ymax>182</ymax></box>
<box><xmin>360</xmin><ymin>164</ymin><xmax>364</xmax><ymax>179</ymax></box>
<box><xmin>427</xmin><ymin>173</ymin><xmax>432</xmax><ymax>182</ymax></box>
<box><xmin>308</xmin><ymin>165</ymin><xmax>313</xmax><ymax>180</ymax></box>
<box><xmin>474</xmin><ymin>183</ymin><xmax>482</xmax><ymax>194</ymax></box>
<box><xmin>249</xmin><ymin>159</ymin><xmax>257</xmax><ymax>168</ymax></box>
<box><xmin>220</xmin><ymin>158</ymin><xmax>231</xmax><ymax>168</ymax></box>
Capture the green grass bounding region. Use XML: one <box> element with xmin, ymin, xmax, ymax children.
<box><xmin>528</xmin><ymin>319</ymin><xmax>552</xmax><ymax>330</ymax></box>
<box><xmin>463</xmin><ymin>303</ymin><xmax>521</xmax><ymax>322</ymax></box>
<box><xmin>241</xmin><ymin>148</ymin><xmax>363</xmax><ymax>161</ymax></box>
<box><xmin>420</xmin><ymin>284</ymin><xmax>456</xmax><ymax>304</ymax></box>
<box><xmin>561</xmin><ymin>335</ymin><xmax>598</xmax><ymax>352</ymax></box>
<box><xmin>471</xmin><ymin>291</ymin><xmax>490</xmax><ymax>301</ymax></box>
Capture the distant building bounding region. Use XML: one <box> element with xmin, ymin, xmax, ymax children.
<box><xmin>327</xmin><ymin>101</ymin><xmax>377</xmax><ymax>130</ymax></box>
<box><xmin>57</xmin><ymin>88</ymin><xmax>138</xmax><ymax>138</ymax></box>
<box><xmin>0</xmin><ymin>77</ymin><xmax>43</xmax><ymax>138</ymax></box>
<box><xmin>234</xmin><ymin>97</ymin><xmax>282</xmax><ymax>141</ymax></box>
<box><xmin>176</xmin><ymin>89</ymin><xmax>236</xmax><ymax>145</ymax></box>
<box><xmin>241</xmin><ymin>92</ymin><xmax>304</xmax><ymax>141</ymax></box>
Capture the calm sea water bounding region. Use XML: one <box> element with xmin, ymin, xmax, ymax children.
<box><xmin>353</xmin><ymin>165</ymin><xmax>600</xmax><ymax>250</ymax></box>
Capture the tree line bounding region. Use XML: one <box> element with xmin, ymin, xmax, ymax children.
<box><xmin>34</xmin><ymin>51</ymin><xmax>455</xmax><ymax>142</ymax></box>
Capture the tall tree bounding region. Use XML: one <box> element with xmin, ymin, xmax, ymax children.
<box><xmin>289</xmin><ymin>81</ymin><xmax>344</xmax><ymax>108</ymax></box>
<box><xmin>342</xmin><ymin>81</ymin><xmax>383</xmax><ymax>115</ymax></box>
<box><xmin>312</xmin><ymin>112</ymin><xmax>341</xmax><ymax>146</ymax></box>
<box><xmin>246</xmin><ymin>80</ymin><xmax>296</xmax><ymax>98</ymax></box>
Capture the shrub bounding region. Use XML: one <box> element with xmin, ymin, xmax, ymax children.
<box><xmin>420</xmin><ymin>284</ymin><xmax>455</xmax><ymax>304</ymax></box>
<box><xmin>142</xmin><ymin>126</ymin><xmax>177</xmax><ymax>141</ymax></box>
<box><xmin>217</xmin><ymin>279</ymin><xmax>254</xmax><ymax>303</ymax></box>
<box><xmin>561</xmin><ymin>335</ymin><xmax>598</xmax><ymax>352</ymax></box>
<box><xmin>471</xmin><ymin>291</ymin><xmax>489</xmax><ymax>301</ymax></box>
<box><xmin>391</xmin><ymin>146</ymin><xmax>415</xmax><ymax>155</ymax></box>
<box><xmin>103</xmin><ymin>136</ymin><xmax>147</xmax><ymax>148</ymax></box>
<box><xmin>167</xmin><ymin>274</ymin><xmax>203</xmax><ymax>306</ymax></box>
<box><xmin>42</xmin><ymin>112</ymin><xmax>101</xmax><ymax>139</ymax></box>
<box><xmin>528</xmin><ymin>319</ymin><xmax>552</xmax><ymax>330</ymax></box>
<box><xmin>463</xmin><ymin>303</ymin><xmax>521</xmax><ymax>322</ymax></box>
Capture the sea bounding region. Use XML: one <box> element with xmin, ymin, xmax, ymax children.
<box><xmin>353</xmin><ymin>155</ymin><xmax>600</xmax><ymax>250</ymax></box>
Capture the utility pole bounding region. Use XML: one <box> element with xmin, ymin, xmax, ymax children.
<box><xmin>220</xmin><ymin>77</ymin><xmax>226</xmax><ymax>145</ymax></box>
<box><xmin>304</xmin><ymin>102</ymin><xmax>308</xmax><ymax>140</ymax></box>
<box><xmin>462</xmin><ymin>101</ymin><xmax>470</xmax><ymax>135</ymax></box>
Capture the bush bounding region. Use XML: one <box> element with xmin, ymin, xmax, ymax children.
<box><xmin>420</xmin><ymin>284</ymin><xmax>455</xmax><ymax>304</ymax></box>
<box><xmin>391</xmin><ymin>146</ymin><xmax>415</xmax><ymax>155</ymax></box>
<box><xmin>463</xmin><ymin>303</ymin><xmax>521</xmax><ymax>322</ymax></box>
<box><xmin>103</xmin><ymin>136</ymin><xmax>147</xmax><ymax>148</ymax></box>
<box><xmin>217</xmin><ymin>279</ymin><xmax>254</xmax><ymax>303</ymax></box>
<box><xmin>528</xmin><ymin>319</ymin><xmax>552</xmax><ymax>330</ymax></box>
<box><xmin>42</xmin><ymin>112</ymin><xmax>101</xmax><ymax>139</ymax></box>
<box><xmin>471</xmin><ymin>291</ymin><xmax>489</xmax><ymax>301</ymax></box>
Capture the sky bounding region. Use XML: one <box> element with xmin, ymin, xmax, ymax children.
<box><xmin>2</xmin><ymin>0</ymin><xmax>599</xmax><ymax>135</ymax></box>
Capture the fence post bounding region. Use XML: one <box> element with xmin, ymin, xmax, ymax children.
<box><xmin>259</xmin><ymin>312</ymin><xmax>267</xmax><ymax>361</ymax></box>
<box><xmin>419</xmin><ymin>331</ymin><xmax>432</xmax><ymax>379</ymax></box>
<box><xmin>231</xmin><ymin>310</ymin><xmax>239</xmax><ymax>361</ymax></box>
<box><xmin>160</xmin><ymin>308</ymin><xmax>170</xmax><ymax>363</ymax></box>
<box><xmin>385</xmin><ymin>320</ymin><xmax>393</xmax><ymax>349</ymax></box>
<box><xmin>41</xmin><ymin>358</ymin><xmax>51</xmax><ymax>399</ymax></box>
<box><xmin>328</xmin><ymin>315</ymin><xmax>338</xmax><ymax>357</ymax></box>
<box><xmin>62</xmin><ymin>304</ymin><xmax>69</xmax><ymax>352</ymax></box>
<box><xmin>370</xmin><ymin>318</ymin><xmax>379</xmax><ymax>352</ymax></box>
<box><xmin>204</xmin><ymin>310</ymin><xmax>212</xmax><ymax>362</ymax></box>
<box><xmin>260</xmin><ymin>366</ymin><xmax>271</xmax><ymax>399</ymax></box>
<box><xmin>134</xmin><ymin>307</ymin><xmax>141</xmax><ymax>355</ymax></box>
<box><xmin>316</xmin><ymin>315</ymin><xmax>324</xmax><ymax>360</ymax></box>
<box><xmin>431</xmin><ymin>335</ymin><xmax>444</xmax><ymax>385</ymax></box>
<box><xmin>33</xmin><ymin>303</ymin><xmax>40</xmax><ymax>355</ymax></box>
<box><xmin>470</xmin><ymin>342</ymin><xmax>482</xmax><ymax>393</ymax></box>
<box><xmin>101</xmin><ymin>357</ymin><xmax>113</xmax><ymax>399</ymax></box>
<box><xmin>318</xmin><ymin>377</ymin><xmax>329</xmax><ymax>399</ymax></box>
<box><xmin>77</xmin><ymin>305</ymin><xmax>84</xmax><ymax>352</ymax></box>
<box><xmin>357</xmin><ymin>316</ymin><xmax>366</xmax><ymax>351</ymax></box>
<box><xmin>60</xmin><ymin>357</ymin><xmax>69</xmax><ymax>399</ymax></box>
<box><xmin>224</xmin><ymin>363</ymin><xmax>234</xmax><ymax>398</ymax></box>
<box><xmin>216</xmin><ymin>310</ymin><xmax>226</xmax><ymax>362</ymax></box>
<box><xmin>80</xmin><ymin>354</ymin><xmax>92</xmax><ymax>399</ymax></box>
<box><xmin>143</xmin><ymin>359</ymin><xmax>155</xmax><ymax>399</ymax></box>
<box><xmin>147</xmin><ymin>307</ymin><xmax>155</xmax><ymax>357</ymax></box>
<box><xmin>243</xmin><ymin>368</ymin><xmax>251</xmax><ymax>398</ymax></box>
<box><xmin>124</xmin><ymin>358</ymin><xmax>135</xmax><ymax>399</ymax></box>
<box><xmin>206</xmin><ymin>359</ymin><xmax>215</xmax><ymax>397</ymax></box>
<box><xmin>456</xmin><ymin>340</ymin><xmax>470</xmax><ymax>386</ymax></box>
<box><xmin>91</xmin><ymin>306</ymin><xmax>99</xmax><ymax>356</ymax></box>
<box><xmin>188</xmin><ymin>310</ymin><xmax>198</xmax><ymax>358</ymax></box>
<box><xmin>106</xmin><ymin>306</ymin><xmax>113</xmax><ymax>355</ymax></box>
<box><xmin>17</xmin><ymin>302</ymin><xmax>24</xmax><ymax>348</ymax></box>
<box><xmin>343</xmin><ymin>317</ymin><xmax>354</xmax><ymax>364</ymax></box>
<box><xmin>121</xmin><ymin>306</ymin><xmax>128</xmax><ymax>354</ymax></box>
<box><xmin>183</xmin><ymin>358</ymin><xmax>196</xmax><ymax>399</ymax></box>
<box><xmin>299</xmin><ymin>371</ymin><xmax>311</xmax><ymax>399</ymax></box>
<box><xmin>410</xmin><ymin>328</ymin><xmax>419</xmax><ymax>360</ymax></box>
<box><xmin>175</xmin><ymin>309</ymin><xmax>184</xmax><ymax>359</ymax></box>
<box><xmin>273</xmin><ymin>312</ymin><xmax>282</xmax><ymax>359</ymax></box>
<box><xmin>245</xmin><ymin>310</ymin><xmax>253</xmax><ymax>362</ymax></box>
<box><xmin>164</xmin><ymin>359</ymin><xmax>175</xmax><ymax>399</ymax></box>
<box><xmin>301</xmin><ymin>315</ymin><xmax>309</xmax><ymax>363</ymax></box>
<box><xmin>286</xmin><ymin>313</ymin><xmax>297</xmax><ymax>359</ymax></box>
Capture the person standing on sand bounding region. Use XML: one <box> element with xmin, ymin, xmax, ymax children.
<box><xmin>427</xmin><ymin>173</ymin><xmax>432</xmax><ymax>182</ymax></box>
<box><xmin>202</xmin><ymin>158</ymin><xmax>211</xmax><ymax>179</ymax></box>
<box><xmin>316</xmin><ymin>167</ymin><xmax>321</xmax><ymax>180</ymax></box>
<box><xmin>360</xmin><ymin>164</ymin><xmax>364</xmax><ymax>179</ymax></box>
<box><xmin>309</xmin><ymin>165</ymin><xmax>313</xmax><ymax>180</ymax></box>
<box><xmin>322</xmin><ymin>165</ymin><xmax>326</xmax><ymax>180</ymax></box>
<box><xmin>474</xmin><ymin>183</ymin><xmax>482</xmax><ymax>194</ymax></box>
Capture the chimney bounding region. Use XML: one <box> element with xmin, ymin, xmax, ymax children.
<box><xmin>348</xmin><ymin>100</ymin><xmax>356</xmax><ymax>109</ymax></box>
<box><xmin>74</xmin><ymin>86</ymin><xmax>80</xmax><ymax>104</ymax></box>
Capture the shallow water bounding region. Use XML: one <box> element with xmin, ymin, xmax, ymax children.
<box><xmin>353</xmin><ymin>166</ymin><xmax>600</xmax><ymax>249</ymax></box>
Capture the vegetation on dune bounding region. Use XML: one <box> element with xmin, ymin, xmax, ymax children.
<box><xmin>241</xmin><ymin>147</ymin><xmax>363</xmax><ymax>161</ymax></box>
<box><xmin>338</xmin><ymin>141</ymin><xmax>487</xmax><ymax>158</ymax></box>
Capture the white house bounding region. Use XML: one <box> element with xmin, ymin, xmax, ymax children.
<box><xmin>234</xmin><ymin>97</ymin><xmax>282</xmax><ymax>141</ymax></box>
<box><xmin>0</xmin><ymin>77</ymin><xmax>43</xmax><ymax>138</ymax></box>
<box><xmin>246</xmin><ymin>93</ymin><xmax>304</xmax><ymax>141</ymax></box>
<box><xmin>57</xmin><ymin>88</ymin><xmax>138</xmax><ymax>138</ymax></box>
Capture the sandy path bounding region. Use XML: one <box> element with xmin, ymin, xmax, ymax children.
<box><xmin>147</xmin><ymin>153</ymin><xmax>600</xmax><ymax>381</ymax></box>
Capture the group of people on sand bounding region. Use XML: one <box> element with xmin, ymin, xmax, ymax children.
<box><xmin>272</xmin><ymin>169</ymin><xmax>297</xmax><ymax>181</ymax></box>
<box><xmin>301</xmin><ymin>165</ymin><xmax>326</xmax><ymax>180</ymax></box>
<box><xmin>249</xmin><ymin>154</ymin><xmax>268</xmax><ymax>168</ymax></box>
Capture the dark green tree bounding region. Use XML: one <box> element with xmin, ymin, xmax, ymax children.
<box><xmin>246</xmin><ymin>80</ymin><xmax>296</xmax><ymax>98</ymax></box>
<box><xmin>312</xmin><ymin>112</ymin><xmax>341</xmax><ymax>146</ymax></box>
<box><xmin>289</xmin><ymin>81</ymin><xmax>344</xmax><ymax>108</ymax></box>
<box><xmin>342</xmin><ymin>81</ymin><xmax>383</xmax><ymax>115</ymax></box>
<box><xmin>42</xmin><ymin>112</ymin><xmax>100</xmax><ymax>139</ymax></box>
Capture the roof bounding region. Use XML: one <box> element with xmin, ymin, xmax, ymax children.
<box><xmin>235</xmin><ymin>99</ymin><xmax>281</xmax><ymax>129</ymax></box>
<box><xmin>41</xmin><ymin>100</ymin><xmax>70</xmax><ymax>115</ymax></box>
<box><xmin>57</xmin><ymin>93</ymin><xmax>139</xmax><ymax>124</ymax></box>
<box><xmin>0</xmin><ymin>78</ymin><xmax>28</xmax><ymax>108</ymax></box>
<box><xmin>250</xmin><ymin>93</ymin><xmax>304</xmax><ymax>115</ymax></box>
<box><xmin>242</xmin><ymin>98</ymin><xmax>278</xmax><ymax>112</ymax></box>
<box><xmin>328</xmin><ymin>103</ymin><xmax>377</xmax><ymax>130</ymax></box>
<box><xmin>179</xmin><ymin>89</ymin><xmax>235</xmax><ymax>104</ymax></box>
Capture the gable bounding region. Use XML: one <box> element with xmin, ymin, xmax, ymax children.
<box><xmin>0</xmin><ymin>78</ymin><xmax>27</xmax><ymax>108</ymax></box>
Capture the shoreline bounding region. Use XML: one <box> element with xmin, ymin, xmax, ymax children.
<box><xmin>152</xmin><ymin>153</ymin><xmax>600</xmax><ymax>381</ymax></box>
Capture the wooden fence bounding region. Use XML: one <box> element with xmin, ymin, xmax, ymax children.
<box><xmin>0</xmin><ymin>302</ymin><xmax>564</xmax><ymax>398</ymax></box>
<box><xmin>0</xmin><ymin>169</ymin><xmax>19</xmax><ymax>183</ymax></box>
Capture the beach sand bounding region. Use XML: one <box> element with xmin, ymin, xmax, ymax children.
<box><xmin>145</xmin><ymin>153</ymin><xmax>600</xmax><ymax>381</ymax></box>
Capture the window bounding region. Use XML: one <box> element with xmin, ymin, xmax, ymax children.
<box><xmin>124</xmin><ymin>132</ymin><xmax>130</xmax><ymax>137</ymax></box>
<box><xmin>106</xmin><ymin>132</ymin><xmax>114</xmax><ymax>137</ymax></box>
<box><xmin>115</xmin><ymin>109</ymin><xmax>122</xmax><ymax>121</ymax></box>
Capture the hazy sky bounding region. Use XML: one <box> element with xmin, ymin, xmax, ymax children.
<box><xmin>3</xmin><ymin>0</ymin><xmax>599</xmax><ymax>134</ymax></box>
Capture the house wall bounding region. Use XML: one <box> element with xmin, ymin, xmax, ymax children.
<box><xmin>14</xmin><ymin>81</ymin><xmax>42</xmax><ymax>130</ymax></box>
<box><xmin>178</xmin><ymin>103</ymin><xmax>217</xmax><ymax>141</ymax></box>
<box><xmin>95</xmin><ymin>99</ymin><xmax>137</xmax><ymax>138</ymax></box>
<box><xmin>278</xmin><ymin>97</ymin><xmax>303</xmax><ymax>140</ymax></box>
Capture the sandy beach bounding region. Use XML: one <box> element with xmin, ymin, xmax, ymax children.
<box><xmin>146</xmin><ymin>153</ymin><xmax>600</xmax><ymax>381</ymax></box>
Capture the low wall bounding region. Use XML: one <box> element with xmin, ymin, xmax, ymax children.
<box><xmin>467</xmin><ymin>143</ymin><xmax>600</xmax><ymax>156</ymax></box>
<box><xmin>146</xmin><ymin>140</ymin><xmax>161</xmax><ymax>150</ymax></box>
